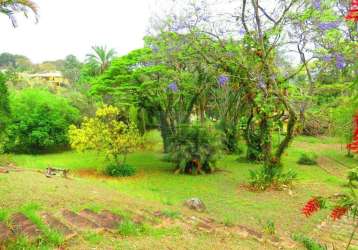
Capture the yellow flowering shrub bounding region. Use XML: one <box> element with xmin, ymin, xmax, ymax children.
<box><xmin>69</xmin><ymin>105</ymin><xmax>142</xmax><ymax>164</ymax></box>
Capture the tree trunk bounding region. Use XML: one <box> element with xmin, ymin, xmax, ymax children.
<box><xmin>159</xmin><ymin>110</ymin><xmax>171</xmax><ymax>153</ymax></box>
<box><xmin>244</xmin><ymin>111</ymin><xmax>262</xmax><ymax>161</ymax></box>
<box><xmin>275</xmin><ymin>93</ymin><xmax>297</xmax><ymax>163</ymax></box>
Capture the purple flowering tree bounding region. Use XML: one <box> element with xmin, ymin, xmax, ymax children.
<box><xmin>212</xmin><ymin>74</ymin><xmax>245</xmax><ymax>153</ymax></box>
<box><xmin>141</xmin><ymin>33</ymin><xmax>210</xmax><ymax>153</ymax></box>
<box><xmin>142</xmin><ymin>0</ymin><xmax>356</xmax><ymax>182</ymax></box>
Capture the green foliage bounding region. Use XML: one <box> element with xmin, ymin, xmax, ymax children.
<box><xmin>331</xmin><ymin>95</ymin><xmax>358</xmax><ymax>146</ymax></box>
<box><xmin>0</xmin><ymin>53</ymin><xmax>33</xmax><ymax>72</ymax></box>
<box><xmin>217</xmin><ymin>121</ymin><xmax>240</xmax><ymax>154</ymax></box>
<box><xmin>292</xmin><ymin>234</ymin><xmax>327</xmax><ymax>250</ymax></box>
<box><xmin>5</xmin><ymin>89</ymin><xmax>80</xmax><ymax>153</ymax></box>
<box><xmin>104</xmin><ymin>163</ymin><xmax>136</xmax><ymax>177</ymax></box>
<box><xmin>0</xmin><ymin>72</ymin><xmax>10</xmax><ymax>134</ymax></box>
<box><xmin>168</xmin><ymin>123</ymin><xmax>222</xmax><ymax>174</ymax></box>
<box><xmin>69</xmin><ymin>105</ymin><xmax>142</xmax><ymax>168</ymax></box>
<box><xmin>91</xmin><ymin>48</ymin><xmax>152</xmax><ymax>106</ymax></box>
<box><xmin>297</xmin><ymin>153</ymin><xmax>318</xmax><ymax>166</ymax></box>
<box><xmin>0</xmin><ymin>209</ymin><xmax>8</xmax><ymax>222</ymax></box>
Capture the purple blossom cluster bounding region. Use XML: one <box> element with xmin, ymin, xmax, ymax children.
<box><xmin>172</xmin><ymin>22</ymin><xmax>186</xmax><ymax>32</ymax></box>
<box><xmin>217</xmin><ymin>75</ymin><xmax>229</xmax><ymax>87</ymax></box>
<box><xmin>312</xmin><ymin>0</ymin><xmax>321</xmax><ymax>10</ymax></box>
<box><xmin>321</xmin><ymin>53</ymin><xmax>346</xmax><ymax>69</ymax></box>
<box><xmin>168</xmin><ymin>82</ymin><xmax>178</xmax><ymax>92</ymax></box>
<box><xmin>322</xmin><ymin>55</ymin><xmax>332</xmax><ymax>62</ymax></box>
<box><xmin>335</xmin><ymin>54</ymin><xmax>346</xmax><ymax>69</ymax></box>
<box><xmin>318</xmin><ymin>21</ymin><xmax>340</xmax><ymax>31</ymax></box>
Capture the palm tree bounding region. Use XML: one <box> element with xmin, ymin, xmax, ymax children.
<box><xmin>86</xmin><ymin>45</ymin><xmax>116</xmax><ymax>74</ymax></box>
<box><xmin>0</xmin><ymin>0</ymin><xmax>38</xmax><ymax>27</ymax></box>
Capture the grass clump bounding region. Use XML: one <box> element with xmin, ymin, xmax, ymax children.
<box><xmin>161</xmin><ymin>210</ymin><xmax>180</xmax><ymax>219</ymax></box>
<box><xmin>104</xmin><ymin>163</ymin><xmax>136</xmax><ymax>177</ymax></box>
<box><xmin>118</xmin><ymin>220</ymin><xmax>147</xmax><ymax>236</ymax></box>
<box><xmin>297</xmin><ymin>153</ymin><xmax>318</xmax><ymax>166</ymax></box>
<box><xmin>261</xmin><ymin>219</ymin><xmax>276</xmax><ymax>236</ymax></box>
<box><xmin>83</xmin><ymin>231</ymin><xmax>104</xmax><ymax>245</ymax></box>
<box><xmin>118</xmin><ymin>217</ymin><xmax>181</xmax><ymax>238</ymax></box>
<box><xmin>293</xmin><ymin>234</ymin><xmax>327</xmax><ymax>250</ymax></box>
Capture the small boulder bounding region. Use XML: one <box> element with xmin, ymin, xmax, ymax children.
<box><xmin>184</xmin><ymin>198</ymin><xmax>206</xmax><ymax>212</ymax></box>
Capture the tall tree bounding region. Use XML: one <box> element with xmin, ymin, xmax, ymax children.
<box><xmin>86</xmin><ymin>46</ymin><xmax>116</xmax><ymax>74</ymax></box>
<box><xmin>62</xmin><ymin>55</ymin><xmax>82</xmax><ymax>84</ymax></box>
<box><xmin>0</xmin><ymin>0</ymin><xmax>38</xmax><ymax>27</ymax></box>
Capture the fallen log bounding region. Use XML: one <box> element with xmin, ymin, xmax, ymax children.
<box><xmin>45</xmin><ymin>167</ymin><xmax>69</xmax><ymax>178</ymax></box>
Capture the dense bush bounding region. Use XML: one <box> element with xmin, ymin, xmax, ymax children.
<box><xmin>168</xmin><ymin>123</ymin><xmax>222</xmax><ymax>174</ymax></box>
<box><xmin>104</xmin><ymin>163</ymin><xmax>136</xmax><ymax>177</ymax></box>
<box><xmin>297</xmin><ymin>153</ymin><xmax>318</xmax><ymax>165</ymax></box>
<box><xmin>5</xmin><ymin>89</ymin><xmax>80</xmax><ymax>153</ymax></box>
<box><xmin>69</xmin><ymin>105</ymin><xmax>142</xmax><ymax>168</ymax></box>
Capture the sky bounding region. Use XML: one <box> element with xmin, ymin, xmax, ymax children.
<box><xmin>0</xmin><ymin>0</ymin><xmax>160</xmax><ymax>63</ymax></box>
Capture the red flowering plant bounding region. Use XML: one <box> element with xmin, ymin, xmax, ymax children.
<box><xmin>347</xmin><ymin>114</ymin><xmax>358</xmax><ymax>155</ymax></box>
<box><xmin>346</xmin><ymin>0</ymin><xmax>358</xmax><ymax>22</ymax></box>
<box><xmin>302</xmin><ymin>168</ymin><xmax>358</xmax><ymax>249</ymax></box>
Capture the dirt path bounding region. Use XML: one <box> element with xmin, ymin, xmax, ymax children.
<box><xmin>313</xmin><ymin>215</ymin><xmax>358</xmax><ymax>249</ymax></box>
<box><xmin>316</xmin><ymin>156</ymin><xmax>349</xmax><ymax>179</ymax></box>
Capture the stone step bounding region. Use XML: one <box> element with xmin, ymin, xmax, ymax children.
<box><xmin>79</xmin><ymin>209</ymin><xmax>122</xmax><ymax>231</ymax></box>
<box><xmin>0</xmin><ymin>222</ymin><xmax>12</xmax><ymax>243</ymax></box>
<box><xmin>41</xmin><ymin>212</ymin><xmax>76</xmax><ymax>240</ymax></box>
<box><xmin>11</xmin><ymin>213</ymin><xmax>41</xmax><ymax>240</ymax></box>
<box><xmin>236</xmin><ymin>225</ymin><xmax>264</xmax><ymax>242</ymax></box>
<box><xmin>62</xmin><ymin>209</ymin><xmax>100</xmax><ymax>230</ymax></box>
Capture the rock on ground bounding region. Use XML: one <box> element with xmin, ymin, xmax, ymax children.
<box><xmin>184</xmin><ymin>198</ymin><xmax>206</xmax><ymax>212</ymax></box>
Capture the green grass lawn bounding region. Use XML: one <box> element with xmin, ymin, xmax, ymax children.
<box><xmin>5</xmin><ymin>133</ymin><xmax>357</xmax><ymax>244</ymax></box>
